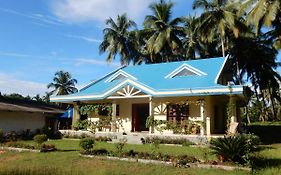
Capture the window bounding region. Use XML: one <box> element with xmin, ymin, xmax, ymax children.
<box><xmin>167</xmin><ymin>103</ymin><xmax>189</xmax><ymax>122</ymax></box>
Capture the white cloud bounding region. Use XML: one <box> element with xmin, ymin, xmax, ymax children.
<box><xmin>74</xmin><ymin>58</ymin><xmax>120</xmax><ymax>67</ymax></box>
<box><xmin>65</xmin><ymin>34</ymin><xmax>102</xmax><ymax>43</ymax></box>
<box><xmin>0</xmin><ymin>73</ymin><xmax>48</xmax><ymax>96</ymax></box>
<box><xmin>0</xmin><ymin>8</ymin><xmax>64</xmax><ymax>26</ymax></box>
<box><xmin>51</xmin><ymin>0</ymin><xmax>154</xmax><ymax>23</ymax></box>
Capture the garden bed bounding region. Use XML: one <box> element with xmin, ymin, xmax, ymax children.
<box><xmin>80</xmin><ymin>154</ymin><xmax>251</xmax><ymax>171</ymax></box>
<box><xmin>0</xmin><ymin>142</ymin><xmax>56</xmax><ymax>152</ymax></box>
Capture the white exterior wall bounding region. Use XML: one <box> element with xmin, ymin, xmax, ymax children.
<box><xmin>117</xmin><ymin>98</ymin><xmax>149</xmax><ymax>132</ymax></box>
<box><xmin>0</xmin><ymin>111</ymin><xmax>46</xmax><ymax>133</ymax></box>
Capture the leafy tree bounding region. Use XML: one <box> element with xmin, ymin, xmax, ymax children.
<box><xmin>47</xmin><ymin>71</ymin><xmax>78</xmax><ymax>96</ymax></box>
<box><xmin>32</xmin><ymin>94</ymin><xmax>43</xmax><ymax>102</ymax></box>
<box><xmin>242</xmin><ymin>0</ymin><xmax>281</xmax><ymax>50</ymax></box>
<box><xmin>141</xmin><ymin>0</ymin><xmax>185</xmax><ymax>63</ymax></box>
<box><xmin>99</xmin><ymin>14</ymin><xmax>137</xmax><ymax>65</ymax></box>
<box><xmin>193</xmin><ymin>0</ymin><xmax>241</xmax><ymax>57</ymax></box>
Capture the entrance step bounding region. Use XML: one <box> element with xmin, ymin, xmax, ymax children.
<box><xmin>110</xmin><ymin>132</ymin><xmax>148</xmax><ymax>144</ymax></box>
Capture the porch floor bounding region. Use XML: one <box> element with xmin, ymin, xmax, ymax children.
<box><xmin>59</xmin><ymin>130</ymin><xmax>224</xmax><ymax>145</ymax></box>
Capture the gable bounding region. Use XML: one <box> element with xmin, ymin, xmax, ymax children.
<box><xmin>105</xmin><ymin>70</ymin><xmax>137</xmax><ymax>83</ymax></box>
<box><xmin>107</xmin><ymin>84</ymin><xmax>148</xmax><ymax>99</ymax></box>
<box><xmin>165</xmin><ymin>64</ymin><xmax>207</xmax><ymax>79</ymax></box>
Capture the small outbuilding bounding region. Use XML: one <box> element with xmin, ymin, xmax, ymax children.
<box><xmin>0</xmin><ymin>97</ymin><xmax>64</xmax><ymax>133</ymax></box>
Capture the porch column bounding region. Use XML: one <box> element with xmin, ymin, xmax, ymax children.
<box><xmin>206</xmin><ymin>117</ymin><xmax>211</xmax><ymax>136</ymax></box>
<box><xmin>200</xmin><ymin>102</ymin><xmax>205</xmax><ymax>136</ymax></box>
<box><xmin>149</xmin><ymin>96</ymin><xmax>154</xmax><ymax>134</ymax></box>
<box><xmin>111</xmin><ymin>101</ymin><xmax>117</xmax><ymax>132</ymax></box>
<box><xmin>72</xmin><ymin>102</ymin><xmax>80</xmax><ymax>130</ymax></box>
<box><xmin>229</xmin><ymin>96</ymin><xmax>237</xmax><ymax>123</ymax></box>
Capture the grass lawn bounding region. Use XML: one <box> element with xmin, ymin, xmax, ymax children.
<box><xmin>0</xmin><ymin>139</ymin><xmax>281</xmax><ymax>175</ymax></box>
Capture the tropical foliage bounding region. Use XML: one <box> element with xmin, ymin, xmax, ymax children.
<box><xmin>47</xmin><ymin>70</ymin><xmax>78</xmax><ymax>96</ymax></box>
<box><xmin>210</xmin><ymin>134</ymin><xmax>260</xmax><ymax>164</ymax></box>
<box><xmin>100</xmin><ymin>0</ymin><xmax>281</xmax><ymax>123</ymax></box>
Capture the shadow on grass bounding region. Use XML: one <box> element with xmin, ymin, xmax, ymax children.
<box><xmin>252</xmin><ymin>157</ymin><xmax>281</xmax><ymax>170</ymax></box>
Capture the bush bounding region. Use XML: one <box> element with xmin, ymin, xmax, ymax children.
<box><xmin>144</xmin><ymin>136</ymin><xmax>194</xmax><ymax>145</ymax></box>
<box><xmin>40</xmin><ymin>144</ymin><xmax>56</xmax><ymax>152</ymax></box>
<box><xmin>210</xmin><ymin>134</ymin><xmax>260</xmax><ymax>164</ymax></box>
<box><xmin>6</xmin><ymin>142</ymin><xmax>35</xmax><ymax>149</ymax></box>
<box><xmin>115</xmin><ymin>137</ymin><xmax>127</xmax><ymax>155</ymax></box>
<box><xmin>79</xmin><ymin>138</ymin><xmax>95</xmax><ymax>151</ymax></box>
<box><xmin>0</xmin><ymin>129</ymin><xmax>4</xmax><ymax>143</ymax></box>
<box><xmin>5</xmin><ymin>131</ymin><xmax>18</xmax><ymax>142</ymax></box>
<box><xmin>248</xmin><ymin>123</ymin><xmax>281</xmax><ymax>144</ymax></box>
<box><xmin>33</xmin><ymin>134</ymin><xmax>48</xmax><ymax>145</ymax></box>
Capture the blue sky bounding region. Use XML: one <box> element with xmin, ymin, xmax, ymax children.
<box><xmin>0</xmin><ymin>0</ymin><xmax>195</xmax><ymax>96</ymax></box>
<box><xmin>0</xmin><ymin>0</ymin><xmax>279</xmax><ymax>96</ymax></box>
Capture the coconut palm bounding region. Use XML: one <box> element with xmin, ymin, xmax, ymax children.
<box><xmin>47</xmin><ymin>71</ymin><xmax>78</xmax><ymax>96</ymax></box>
<box><xmin>182</xmin><ymin>15</ymin><xmax>201</xmax><ymax>59</ymax></box>
<box><xmin>142</xmin><ymin>0</ymin><xmax>185</xmax><ymax>63</ymax></box>
<box><xmin>99</xmin><ymin>14</ymin><xmax>137</xmax><ymax>65</ymax></box>
<box><xmin>241</xmin><ymin>0</ymin><xmax>281</xmax><ymax>49</ymax></box>
<box><xmin>32</xmin><ymin>94</ymin><xmax>42</xmax><ymax>102</ymax></box>
<box><xmin>193</xmin><ymin>0</ymin><xmax>241</xmax><ymax>57</ymax></box>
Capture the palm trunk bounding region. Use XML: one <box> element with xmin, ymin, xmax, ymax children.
<box><xmin>235</xmin><ymin>58</ymin><xmax>242</xmax><ymax>85</ymax></box>
<box><xmin>221</xmin><ymin>37</ymin><xmax>225</xmax><ymax>58</ymax></box>
<box><xmin>268</xmin><ymin>86</ymin><xmax>277</xmax><ymax>120</ymax></box>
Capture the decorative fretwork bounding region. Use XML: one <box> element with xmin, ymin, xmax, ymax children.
<box><xmin>154</xmin><ymin>103</ymin><xmax>167</xmax><ymax>115</ymax></box>
<box><xmin>110</xmin><ymin>85</ymin><xmax>145</xmax><ymax>98</ymax></box>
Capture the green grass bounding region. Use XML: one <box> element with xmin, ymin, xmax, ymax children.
<box><xmin>16</xmin><ymin>139</ymin><xmax>214</xmax><ymax>160</ymax></box>
<box><xmin>1</xmin><ymin>139</ymin><xmax>281</xmax><ymax>175</ymax></box>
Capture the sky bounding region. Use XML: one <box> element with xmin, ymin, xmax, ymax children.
<box><xmin>0</xmin><ymin>0</ymin><xmax>279</xmax><ymax>97</ymax></box>
<box><xmin>0</xmin><ymin>0</ymin><xmax>196</xmax><ymax>96</ymax></box>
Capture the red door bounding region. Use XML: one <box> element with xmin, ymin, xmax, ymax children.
<box><xmin>132</xmin><ymin>103</ymin><xmax>149</xmax><ymax>132</ymax></box>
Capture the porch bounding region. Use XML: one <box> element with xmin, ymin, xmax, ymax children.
<box><xmin>71</xmin><ymin>93</ymin><xmax>242</xmax><ymax>137</ymax></box>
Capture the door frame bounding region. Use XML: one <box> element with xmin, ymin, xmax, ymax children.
<box><xmin>131</xmin><ymin>103</ymin><xmax>149</xmax><ymax>132</ymax></box>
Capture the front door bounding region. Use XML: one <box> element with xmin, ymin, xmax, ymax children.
<box><xmin>132</xmin><ymin>103</ymin><xmax>149</xmax><ymax>132</ymax></box>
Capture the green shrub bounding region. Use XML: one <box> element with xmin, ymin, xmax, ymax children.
<box><xmin>33</xmin><ymin>134</ymin><xmax>48</xmax><ymax>145</ymax></box>
<box><xmin>144</xmin><ymin>136</ymin><xmax>194</xmax><ymax>145</ymax></box>
<box><xmin>6</xmin><ymin>142</ymin><xmax>35</xmax><ymax>149</ymax></box>
<box><xmin>210</xmin><ymin>134</ymin><xmax>260</xmax><ymax>164</ymax></box>
<box><xmin>115</xmin><ymin>137</ymin><xmax>127</xmax><ymax>155</ymax></box>
<box><xmin>40</xmin><ymin>144</ymin><xmax>56</xmax><ymax>152</ymax></box>
<box><xmin>79</xmin><ymin>138</ymin><xmax>95</xmax><ymax>151</ymax></box>
<box><xmin>5</xmin><ymin>131</ymin><xmax>18</xmax><ymax>142</ymax></box>
<box><xmin>0</xmin><ymin>129</ymin><xmax>4</xmax><ymax>143</ymax></box>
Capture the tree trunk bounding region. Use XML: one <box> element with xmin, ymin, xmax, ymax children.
<box><xmin>268</xmin><ymin>86</ymin><xmax>277</xmax><ymax>120</ymax></box>
<box><xmin>221</xmin><ymin>37</ymin><xmax>225</xmax><ymax>58</ymax></box>
<box><xmin>235</xmin><ymin>58</ymin><xmax>242</xmax><ymax>85</ymax></box>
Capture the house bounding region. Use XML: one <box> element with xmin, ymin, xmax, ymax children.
<box><xmin>50</xmin><ymin>57</ymin><xmax>245</xmax><ymax>136</ymax></box>
<box><xmin>0</xmin><ymin>97</ymin><xmax>64</xmax><ymax>133</ymax></box>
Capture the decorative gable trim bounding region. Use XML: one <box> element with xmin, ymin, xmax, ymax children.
<box><xmin>215</xmin><ymin>55</ymin><xmax>229</xmax><ymax>84</ymax></box>
<box><xmin>165</xmin><ymin>64</ymin><xmax>207</xmax><ymax>79</ymax></box>
<box><xmin>105</xmin><ymin>70</ymin><xmax>137</xmax><ymax>83</ymax></box>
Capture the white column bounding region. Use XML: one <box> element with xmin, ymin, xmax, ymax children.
<box><xmin>149</xmin><ymin>96</ymin><xmax>154</xmax><ymax>134</ymax></box>
<box><xmin>111</xmin><ymin>101</ymin><xmax>117</xmax><ymax>132</ymax></box>
<box><xmin>200</xmin><ymin>102</ymin><xmax>205</xmax><ymax>135</ymax></box>
<box><xmin>229</xmin><ymin>96</ymin><xmax>237</xmax><ymax>123</ymax></box>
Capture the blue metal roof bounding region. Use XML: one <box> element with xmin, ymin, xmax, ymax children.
<box><xmin>50</xmin><ymin>57</ymin><xmax>244</xmax><ymax>102</ymax></box>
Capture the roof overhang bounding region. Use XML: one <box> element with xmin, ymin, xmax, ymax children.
<box><xmin>50</xmin><ymin>79</ymin><xmax>245</xmax><ymax>103</ymax></box>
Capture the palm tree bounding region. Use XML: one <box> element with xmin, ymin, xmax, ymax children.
<box><xmin>32</xmin><ymin>94</ymin><xmax>42</xmax><ymax>102</ymax></box>
<box><xmin>47</xmin><ymin>71</ymin><xmax>78</xmax><ymax>96</ymax></box>
<box><xmin>193</xmin><ymin>0</ymin><xmax>241</xmax><ymax>57</ymax></box>
<box><xmin>142</xmin><ymin>0</ymin><xmax>185</xmax><ymax>63</ymax></box>
<box><xmin>182</xmin><ymin>15</ymin><xmax>201</xmax><ymax>60</ymax></box>
<box><xmin>99</xmin><ymin>14</ymin><xmax>137</xmax><ymax>65</ymax></box>
<box><xmin>241</xmin><ymin>0</ymin><xmax>281</xmax><ymax>49</ymax></box>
